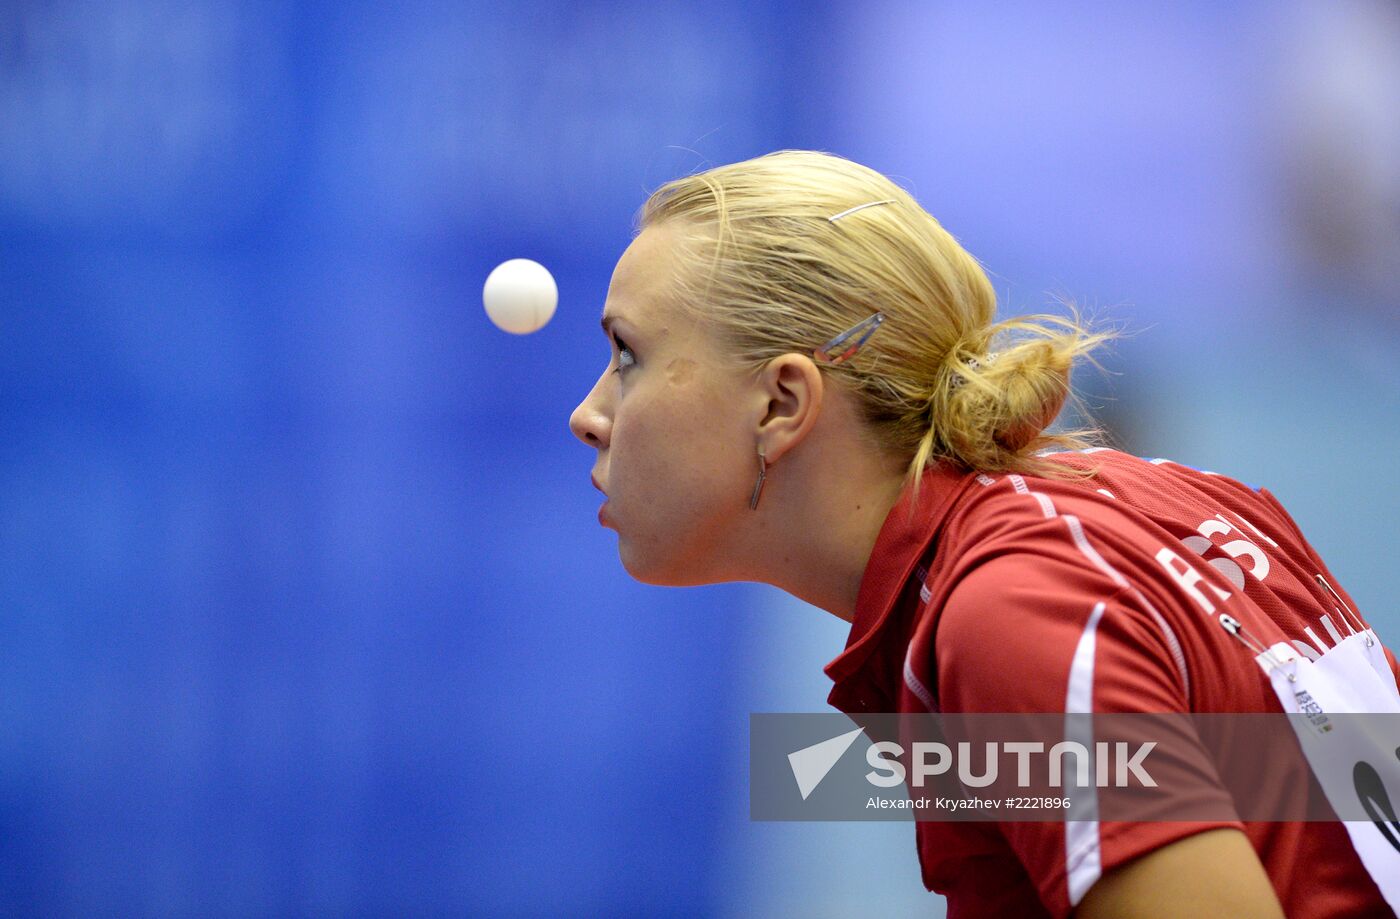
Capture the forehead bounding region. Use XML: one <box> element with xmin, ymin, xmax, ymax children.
<box><xmin>601</xmin><ymin>225</ymin><xmax>687</xmax><ymax>333</ymax></box>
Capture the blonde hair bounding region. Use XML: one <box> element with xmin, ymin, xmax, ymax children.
<box><xmin>639</xmin><ymin>150</ymin><xmax>1112</xmax><ymax>494</ymax></box>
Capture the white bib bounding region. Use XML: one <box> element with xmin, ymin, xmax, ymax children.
<box><xmin>1259</xmin><ymin>630</ymin><xmax>1400</xmax><ymax>910</ymax></box>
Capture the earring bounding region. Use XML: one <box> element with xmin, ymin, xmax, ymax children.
<box><xmin>749</xmin><ymin>447</ymin><xmax>767</xmax><ymax>510</ymax></box>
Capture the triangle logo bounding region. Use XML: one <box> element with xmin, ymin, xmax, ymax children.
<box><xmin>787</xmin><ymin>727</ymin><xmax>865</xmax><ymax>801</ymax></box>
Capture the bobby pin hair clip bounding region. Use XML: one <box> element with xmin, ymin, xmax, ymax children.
<box><xmin>827</xmin><ymin>199</ymin><xmax>896</xmax><ymax>223</ymax></box>
<box><xmin>814</xmin><ymin>312</ymin><xmax>885</xmax><ymax>366</ymax></box>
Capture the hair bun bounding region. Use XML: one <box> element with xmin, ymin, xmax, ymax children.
<box><xmin>994</xmin><ymin>368</ymin><xmax>1069</xmax><ymax>451</ymax></box>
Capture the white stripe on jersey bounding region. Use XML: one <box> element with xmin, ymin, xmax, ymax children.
<box><xmin>1010</xmin><ymin>474</ymin><xmax>1058</xmax><ymax>520</ymax></box>
<box><xmin>1065</xmin><ymin>601</ymin><xmax>1107</xmax><ymax>906</ymax></box>
<box><xmin>903</xmin><ymin>650</ymin><xmax>937</xmax><ymax>713</ymax></box>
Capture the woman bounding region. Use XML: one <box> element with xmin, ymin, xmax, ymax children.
<box><xmin>568</xmin><ymin>151</ymin><xmax>1398</xmax><ymax>917</ymax></box>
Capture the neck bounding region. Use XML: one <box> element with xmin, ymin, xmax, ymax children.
<box><xmin>738</xmin><ymin>444</ymin><xmax>909</xmax><ymax>623</ymax></box>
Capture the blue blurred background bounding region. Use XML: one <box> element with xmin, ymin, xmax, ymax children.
<box><xmin>3</xmin><ymin>1</ymin><xmax>1398</xmax><ymax>915</ymax></box>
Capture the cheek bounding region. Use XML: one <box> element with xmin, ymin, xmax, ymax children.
<box><xmin>613</xmin><ymin>389</ymin><xmax>743</xmax><ymax>508</ymax></box>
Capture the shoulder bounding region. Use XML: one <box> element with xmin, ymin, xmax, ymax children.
<box><xmin>943</xmin><ymin>461</ymin><xmax>1177</xmax><ymax>594</ymax></box>
<box><xmin>944</xmin><ymin>453</ymin><xmax>1278</xmax><ymax>621</ymax></box>
<box><xmin>951</xmin><ymin>453</ymin><xmax>1175</xmax><ymax>540</ymax></box>
<box><xmin>934</xmin><ymin>551</ymin><xmax>1191</xmax><ymax>714</ymax></box>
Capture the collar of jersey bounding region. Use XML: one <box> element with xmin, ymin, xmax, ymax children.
<box><xmin>823</xmin><ymin>461</ymin><xmax>976</xmax><ymax>703</ymax></box>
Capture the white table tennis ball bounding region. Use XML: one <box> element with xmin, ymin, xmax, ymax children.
<box><xmin>483</xmin><ymin>258</ymin><xmax>558</xmax><ymax>334</ymax></box>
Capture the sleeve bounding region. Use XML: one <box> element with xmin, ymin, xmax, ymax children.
<box><xmin>934</xmin><ymin>552</ymin><xmax>1246</xmax><ymax>919</ymax></box>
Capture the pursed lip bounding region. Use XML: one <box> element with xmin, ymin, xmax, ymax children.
<box><xmin>592</xmin><ymin>475</ymin><xmax>612</xmax><ymax>527</ymax></box>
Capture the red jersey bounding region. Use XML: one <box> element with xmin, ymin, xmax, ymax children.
<box><xmin>825</xmin><ymin>449</ymin><xmax>1399</xmax><ymax>918</ymax></box>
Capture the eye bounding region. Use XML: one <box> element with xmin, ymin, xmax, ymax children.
<box><xmin>612</xmin><ymin>335</ymin><xmax>636</xmax><ymax>374</ymax></box>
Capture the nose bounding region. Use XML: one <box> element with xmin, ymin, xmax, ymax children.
<box><xmin>569</xmin><ymin>369</ymin><xmax>612</xmax><ymax>448</ymax></box>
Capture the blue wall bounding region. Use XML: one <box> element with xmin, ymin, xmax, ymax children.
<box><xmin>1</xmin><ymin>1</ymin><xmax>805</xmax><ymax>913</ymax></box>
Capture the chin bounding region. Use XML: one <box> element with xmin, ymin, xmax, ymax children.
<box><xmin>617</xmin><ymin>539</ymin><xmax>715</xmax><ymax>588</ymax></box>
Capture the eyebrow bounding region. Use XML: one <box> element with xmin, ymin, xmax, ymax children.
<box><xmin>600</xmin><ymin>313</ymin><xmax>625</xmax><ymax>335</ymax></box>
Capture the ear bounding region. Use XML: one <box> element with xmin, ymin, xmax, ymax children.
<box><xmin>752</xmin><ymin>353</ymin><xmax>824</xmax><ymax>464</ymax></box>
